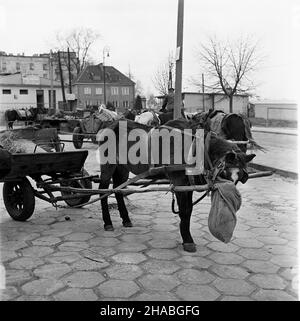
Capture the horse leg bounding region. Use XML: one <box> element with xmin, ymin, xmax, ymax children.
<box><xmin>112</xmin><ymin>166</ymin><xmax>132</xmax><ymax>227</ymax></box>
<box><xmin>175</xmin><ymin>191</ymin><xmax>196</xmax><ymax>252</ymax></box>
<box><xmin>99</xmin><ymin>179</ymin><xmax>114</xmax><ymax>231</ymax></box>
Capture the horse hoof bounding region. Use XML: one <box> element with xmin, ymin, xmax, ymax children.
<box><xmin>104</xmin><ymin>225</ymin><xmax>114</xmax><ymax>231</ymax></box>
<box><xmin>183</xmin><ymin>243</ymin><xmax>197</xmax><ymax>252</ymax></box>
<box><xmin>123</xmin><ymin>221</ymin><xmax>133</xmax><ymax>228</ymax></box>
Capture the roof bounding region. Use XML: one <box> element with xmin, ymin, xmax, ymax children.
<box><xmin>74</xmin><ymin>63</ymin><xmax>135</xmax><ymax>86</ymax></box>
<box><xmin>182</xmin><ymin>91</ymin><xmax>249</xmax><ymax>97</ymax></box>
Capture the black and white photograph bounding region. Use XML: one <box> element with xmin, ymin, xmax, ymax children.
<box><xmin>0</xmin><ymin>0</ymin><xmax>299</xmax><ymax>309</ymax></box>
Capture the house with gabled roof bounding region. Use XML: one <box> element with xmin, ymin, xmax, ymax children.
<box><xmin>73</xmin><ymin>63</ymin><xmax>135</xmax><ymax>113</ymax></box>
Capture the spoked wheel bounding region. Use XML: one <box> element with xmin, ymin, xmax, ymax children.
<box><xmin>3</xmin><ymin>178</ymin><xmax>35</xmax><ymax>221</ymax></box>
<box><xmin>61</xmin><ymin>169</ymin><xmax>92</xmax><ymax>207</ymax></box>
<box><xmin>73</xmin><ymin>127</ymin><xmax>84</xmax><ymax>149</ymax></box>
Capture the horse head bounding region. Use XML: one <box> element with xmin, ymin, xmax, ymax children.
<box><xmin>208</xmin><ymin>134</ymin><xmax>255</xmax><ymax>184</ymax></box>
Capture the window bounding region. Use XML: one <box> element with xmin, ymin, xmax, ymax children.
<box><xmin>95</xmin><ymin>87</ymin><xmax>103</xmax><ymax>95</ymax></box>
<box><xmin>16</xmin><ymin>62</ymin><xmax>20</xmax><ymax>71</ymax></box>
<box><xmin>123</xmin><ymin>101</ymin><xmax>129</xmax><ymax>108</ymax></box>
<box><xmin>2</xmin><ymin>89</ymin><xmax>11</xmax><ymax>94</ymax></box>
<box><xmin>113</xmin><ymin>101</ymin><xmax>118</xmax><ymax>108</ymax></box>
<box><xmin>2</xmin><ymin>62</ymin><xmax>7</xmax><ymax>72</ymax></box>
<box><xmin>30</xmin><ymin>63</ymin><xmax>34</xmax><ymax>70</ymax></box>
<box><xmin>43</xmin><ymin>64</ymin><xmax>48</xmax><ymax>70</ymax></box>
<box><xmin>84</xmin><ymin>87</ymin><xmax>91</xmax><ymax>95</ymax></box>
<box><xmin>111</xmin><ymin>87</ymin><xmax>118</xmax><ymax>95</ymax></box>
<box><xmin>122</xmin><ymin>87</ymin><xmax>129</xmax><ymax>95</ymax></box>
<box><xmin>20</xmin><ymin>89</ymin><xmax>28</xmax><ymax>95</ymax></box>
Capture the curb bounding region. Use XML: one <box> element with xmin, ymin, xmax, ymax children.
<box><xmin>250</xmin><ymin>163</ymin><xmax>298</xmax><ymax>180</ymax></box>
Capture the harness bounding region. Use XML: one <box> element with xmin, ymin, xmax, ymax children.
<box><xmin>171</xmin><ymin>131</ymin><xmax>227</xmax><ymax>214</ymax></box>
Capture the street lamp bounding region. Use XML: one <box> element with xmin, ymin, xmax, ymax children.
<box><xmin>102</xmin><ymin>46</ymin><xmax>110</xmax><ymax>106</ymax></box>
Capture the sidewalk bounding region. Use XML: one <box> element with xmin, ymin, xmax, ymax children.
<box><xmin>252</xmin><ymin>126</ymin><xmax>298</xmax><ymax>136</ymax></box>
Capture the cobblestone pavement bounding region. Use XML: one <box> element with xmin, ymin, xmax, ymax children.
<box><xmin>0</xmin><ymin>139</ymin><xmax>298</xmax><ymax>301</ymax></box>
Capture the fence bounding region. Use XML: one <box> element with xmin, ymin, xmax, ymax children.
<box><xmin>266</xmin><ymin>107</ymin><xmax>298</xmax><ymax>126</ymax></box>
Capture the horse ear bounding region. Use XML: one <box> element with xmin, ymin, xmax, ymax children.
<box><xmin>225</xmin><ymin>151</ymin><xmax>236</xmax><ymax>163</ymax></box>
<box><xmin>245</xmin><ymin>154</ymin><xmax>256</xmax><ymax>163</ymax></box>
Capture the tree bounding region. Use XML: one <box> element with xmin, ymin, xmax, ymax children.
<box><xmin>147</xmin><ymin>93</ymin><xmax>159</xmax><ymax>109</ymax></box>
<box><xmin>125</xmin><ymin>66</ymin><xmax>144</xmax><ymax>96</ymax></box>
<box><xmin>152</xmin><ymin>53</ymin><xmax>175</xmax><ymax>96</ymax></box>
<box><xmin>55</xmin><ymin>27</ymin><xmax>100</xmax><ymax>76</ymax></box>
<box><xmin>195</xmin><ymin>36</ymin><xmax>261</xmax><ymax>112</ymax></box>
<box><xmin>133</xmin><ymin>95</ymin><xmax>143</xmax><ymax>112</ymax></box>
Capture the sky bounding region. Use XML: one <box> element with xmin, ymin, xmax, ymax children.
<box><xmin>0</xmin><ymin>0</ymin><xmax>299</xmax><ymax>101</ymax></box>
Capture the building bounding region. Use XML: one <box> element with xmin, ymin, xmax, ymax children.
<box><xmin>249</xmin><ymin>100</ymin><xmax>298</xmax><ymax>121</ymax></box>
<box><xmin>0</xmin><ymin>73</ymin><xmax>64</xmax><ymax>125</ymax></box>
<box><xmin>0</xmin><ymin>51</ymin><xmax>78</xmax><ymax>87</ymax></box>
<box><xmin>156</xmin><ymin>92</ymin><xmax>249</xmax><ymax>114</ymax></box>
<box><xmin>73</xmin><ymin>63</ymin><xmax>135</xmax><ymax>113</ymax></box>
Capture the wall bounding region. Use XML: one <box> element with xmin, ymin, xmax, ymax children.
<box><xmin>0</xmin><ymin>85</ymin><xmax>63</xmax><ymax>126</ymax></box>
<box><xmin>74</xmin><ymin>83</ymin><xmax>135</xmax><ymax>112</ymax></box>
<box><xmin>183</xmin><ymin>93</ymin><xmax>249</xmax><ymax>114</ymax></box>
<box><xmin>253</xmin><ymin>103</ymin><xmax>298</xmax><ymax>121</ymax></box>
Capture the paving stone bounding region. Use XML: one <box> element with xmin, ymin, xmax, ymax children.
<box><xmin>120</xmin><ymin>234</ymin><xmax>152</xmax><ymax>243</ymax></box>
<box><xmin>213</xmin><ymin>278</ymin><xmax>255</xmax><ymax>296</ymax></box>
<box><xmin>15</xmin><ymin>295</ymin><xmax>52</xmax><ymax>301</ymax></box>
<box><xmin>64</xmin><ymin>233</ymin><xmax>94</xmax><ymax>241</ymax></box>
<box><xmin>71</xmin><ymin>258</ymin><xmax>110</xmax><ymax>271</ymax></box>
<box><xmin>252</xmin><ymin>289</ymin><xmax>297</xmax><ymax>301</ymax></box>
<box><xmin>5</xmin><ymin>269</ymin><xmax>32</xmax><ymax>286</ymax></box>
<box><xmin>4</xmin><ymin>232</ymin><xmax>40</xmax><ymax>242</ymax></box>
<box><xmin>62</xmin><ymin>271</ymin><xmax>105</xmax><ymax>288</ymax></box>
<box><xmin>42</xmin><ymin>229</ymin><xmax>73</xmax><ymax>237</ymax></box>
<box><xmin>209</xmin><ymin>252</ymin><xmax>244</xmax><ymax>265</ymax></box>
<box><xmin>89</xmin><ymin>246</ymin><xmax>116</xmax><ymax>258</ymax></box>
<box><xmin>134</xmin><ymin>292</ymin><xmax>179</xmax><ymax>301</ymax></box>
<box><xmin>45</xmin><ymin>251</ymin><xmax>81</xmax><ymax>264</ymax></box>
<box><xmin>58</xmin><ymin>242</ymin><xmax>89</xmax><ymax>252</ymax></box>
<box><xmin>242</xmin><ymin>260</ymin><xmax>280</xmax><ymax>274</ymax></box>
<box><xmin>0</xmin><ymin>250</ymin><xmax>18</xmax><ymax>262</ymax></box>
<box><xmin>0</xmin><ymin>286</ymin><xmax>20</xmax><ymax>301</ymax></box>
<box><xmin>147</xmin><ymin>239</ymin><xmax>178</xmax><ymax>249</ymax></box>
<box><xmin>141</xmin><ymin>260</ymin><xmax>180</xmax><ymax>275</ymax></box>
<box><xmin>176</xmin><ymin>256</ymin><xmax>213</xmax><ymax>269</ymax></box>
<box><xmin>207</xmin><ymin>242</ymin><xmax>239</xmax><ymax>253</ymax></box>
<box><xmin>112</xmin><ymin>253</ymin><xmax>147</xmax><ymax>264</ymax></box>
<box><xmin>280</xmin><ymin>267</ymin><xmax>298</xmax><ymax>281</ymax></box>
<box><xmin>270</xmin><ymin>255</ymin><xmax>297</xmax><ymax>268</ymax></box>
<box><xmin>20</xmin><ymin>246</ymin><xmax>54</xmax><ymax>257</ymax></box>
<box><xmin>31</xmin><ymin>236</ymin><xmax>61</xmax><ymax>246</ymax></box>
<box><xmin>116</xmin><ymin>242</ymin><xmax>147</xmax><ymax>252</ymax></box>
<box><xmin>21</xmin><ymin>279</ymin><xmax>65</xmax><ymax>296</ymax></box>
<box><xmin>89</xmin><ymin>237</ymin><xmax>120</xmax><ymax>247</ymax></box>
<box><xmin>97</xmin><ymin>280</ymin><xmax>139</xmax><ymax>298</ymax></box>
<box><xmin>265</xmin><ymin>245</ymin><xmax>296</xmax><ymax>255</ymax></box>
<box><xmin>33</xmin><ymin>263</ymin><xmax>71</xmax><ymax>279</ymax></box>
<box><xmin>210</xmin><ymin>264</ymin><xmax>250</xmax><ymax>279</ymax></box>
<box><xmin>0</xmin><ymin>241</ymin><xmax>28</xmax><ymax>251</ymax></box>
<box><xmin>146</xmin><ymin>249</ymin><xmax>179</xmax><ymax>260</ymax></box>
<box><xmin>221</xmin><ymin>296</ymin><xmax>253</xmax><ymax>301</ymax></box>
<box><xmin>249</xmin><ymin>274</ymin><xmax>287</xmax><ymax>290</ymax></box>
<box><xmin>104</xmin><ymin>264</ymin><xmax>143</xmax><ymax>280</ymax></box>
<box><xmin>138</xmin><ymin>274</ymin><xmax>180</xmax><ymax>291</ymax></box>
<box><xmin>152</xmin><ymin>224</ymin><xmax>178</xmax><ymax>232</ymax></box>
<box><xmin>54</xmin><ymin>288</ymin><xmax>98</xmax><ymax>301</ymax></box>
<box><xmin>176</xmin><ymin>284</ymin><xmax>220</xmax><ymax>301</ymax></box>
<box><xmin>9</xmin><ymin>257</ymin><xmax>45</xmax><ymax>270</ymax></box>
<box><xmin>176</xmin><ymin>269</ymin><xmax>216</xmax><ymax>284</ymax></box>
<box><xmin>232</xmin><ymin>238</ymin><xmax>264</xmax><ymax>248</ymax></box>
<box><xmin>237</xmin><ymin>248</ymin><xmax>272</xmax><ymax>261</ymax></box>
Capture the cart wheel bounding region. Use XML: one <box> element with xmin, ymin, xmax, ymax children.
<box><xmin>3</xmin><ymin>178</ymin><xmax>35</xmax><ymax>221</ymax></box>
<box><xmin>91</xmin><ymin>135</ymin><xmax>97</xmax><ymax>144</ymax></box>
<box><xmin>61</xmin><ymin>169</ymin><xmax>92</xmax><ymax>207</ymax></box>
<box><xmin>73</xmin><ymin>127</ymin><xmax>84</xmax><ymax>149</ymax></box>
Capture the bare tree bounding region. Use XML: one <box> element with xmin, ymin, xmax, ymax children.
<box><xmin>55</xmin><ymin>27</ymin><xmax>101</xmax><ymax>76</ymax></box>
<box><xmin>195</xmin><ymin>36</ymin><xmax>262</xmax><ymax>112</ymax></box>
<box><xmin>125</xmin><ymin>66</ymin><xmax>144</xmax><ymax>96</ymax></box>
<box><xmin>152</xmin><ymin>53</ymin><xmax>175</xmax><ymax>96</ymax></box>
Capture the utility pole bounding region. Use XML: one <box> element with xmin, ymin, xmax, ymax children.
<box><xmin>58</xmin><ymin>51</ymin><xmax>66</xmax><ymax>110</ymax></box>
<box><xmin>49</xmin><ymin>50</ymin><xmax>54</xmax><ymax>114</ymax></box>
<box><xmin>202</xmin><ymin>73</ymin><xmax>205</xmax><ymax>111</ymax></box>
<box><xmin>67</xmin><ymin>47</ymin><xmax>72</xmax><ymax>94</ymax></box>
<box><xmin>103</xmin><ymin>47</ymin><xmax>110</xmax><ymax>106</ymax></box>
<box><xmin>174</xmin><ymin>0</ymin><xmax>184</xmax><ymax>119</ymax></box>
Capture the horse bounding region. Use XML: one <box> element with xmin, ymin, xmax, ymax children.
<box><xmin>4</xmin><ymin>107</ymin><xmax>39</xmax><ymax>129</ymax></box>
<box><xmin>96</xmin><ymin>118</ymin><xmax>256</xmax><ymax>252</ymax></box>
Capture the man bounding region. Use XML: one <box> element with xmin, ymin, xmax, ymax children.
<box><xmin>159</xmin><ymin>88</ymin><xmax>175</xmax><ymax>113</ymax></box>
